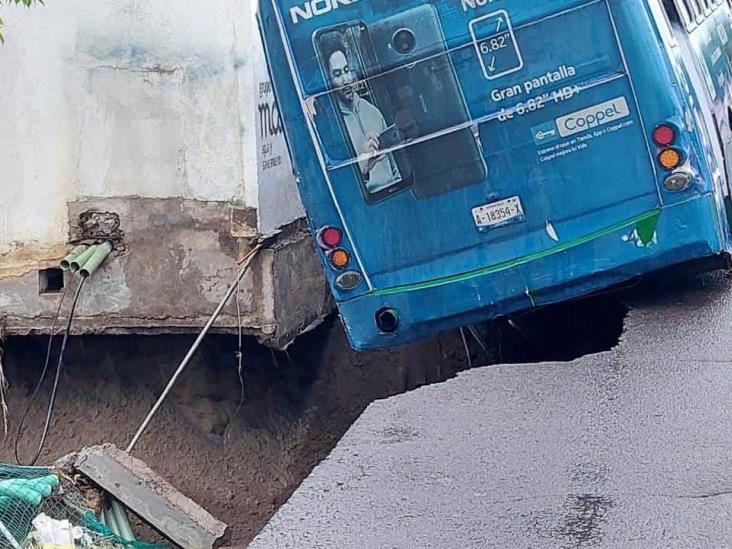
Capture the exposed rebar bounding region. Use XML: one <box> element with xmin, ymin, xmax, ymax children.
<box><xmin>126</xmin><ymin>245</ymin><xmax>262</xmax><ymax>453</ymax></box>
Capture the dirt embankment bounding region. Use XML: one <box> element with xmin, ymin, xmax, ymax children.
<box><xmin>1</xmin><ymin>317</ymin><xmax>475</xmax><ymax>545</ymax></box>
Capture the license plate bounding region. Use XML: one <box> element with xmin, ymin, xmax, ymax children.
<box><xmin>472</xmin><ymin>197</ymin><xmax>525</xmax><ymax>229</ymax></box>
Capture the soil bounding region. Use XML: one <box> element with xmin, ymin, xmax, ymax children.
<box><xmin>0</xmin><ymin>317</ymin><xmax>478</xmax><ymax>546</ymax></box>
<box><xmin>0</xmin><ymin>292</ymin><xmax>627</xmax><ymax>546</ymax></box>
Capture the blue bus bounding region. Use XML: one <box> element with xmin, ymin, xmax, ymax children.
<box><xmin>258</xmin><ymin>0</ymin><xmax>732</xmax><ymax>350</ymax></box>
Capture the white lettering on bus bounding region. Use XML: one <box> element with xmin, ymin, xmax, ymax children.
<box><xmin>290</xmin><ymin>0</ymin><xmax>359</xmax><ymax>24</ymax></box>
<box><xmin>524</xmin><ymin>65</ymin><xmax>576</xmax><ymax>94</ymax></box>
<box><xmin>491</xmin><ymin>85</ymin><xmax>522</xmax><ymax>102</ymax></box>
<box><xmin>461</xmin><ymin>0</ymin><xmax>501</xmax><ymax>12</ymax></box>
<box><xmin>490</xmin><ymin>65</ymin><xmax>578</xmax><ymax>104</ymax></box>
<box><xmin>556</xmin><ymin>97</ymin><xmax>630</xmax><ymax>138</ymax></box>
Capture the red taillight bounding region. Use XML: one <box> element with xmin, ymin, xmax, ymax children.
<box><xmin>317</xmin><ymin>226</ymin><xmax>343</xmax><ymax>249</ymax></box>
<box><xmin>653</xmin><ymin>124</ymin><xmax>677</xmax><ymax>147</ymax></box>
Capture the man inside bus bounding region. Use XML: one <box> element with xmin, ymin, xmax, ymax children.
<box><xmin>321</xmin><ymin>33</ymin><xmax>402</xmax><ymax>194</ymax></box>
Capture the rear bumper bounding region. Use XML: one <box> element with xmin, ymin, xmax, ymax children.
<box><xmin>339</xmin><ymin>194</ymin><xmax>724</xmax><ymax>350</ymax></box>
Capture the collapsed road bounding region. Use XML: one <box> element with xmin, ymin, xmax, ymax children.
<box><xmin>250</xmin><ymin>271</ymin><xmax>732</xmax><ymax>549</ymax></box>
<box><xmin>0</xmin><ymin>319</ymin><xmax>474</xmax><ymax>545</ymax></box>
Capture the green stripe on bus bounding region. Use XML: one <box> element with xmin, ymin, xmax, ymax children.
<box><xmin>373</xmin><ymin>209</ymin><xmax>662</xmax><ymax>297</ymax></box>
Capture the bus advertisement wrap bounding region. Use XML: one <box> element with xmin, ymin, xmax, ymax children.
<box><xmin>259</xmin><ymin>0</ymin><xmax>732</xmax><ymax>349</ymax></box>
<box><xmin>311</xmin><ymin>4</ymin><xmax>486</xmax><ymax>203</ymax></box>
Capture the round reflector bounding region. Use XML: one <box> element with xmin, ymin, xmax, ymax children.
<box><xmin>664</xmin><ymin>171</ymin><xmax>692</xmax><ymax>192</ymax></box>
<box><xmin>329</xmin><ymin>248</ymin><xmax>350</xmax><ymax>270</ymax></box>
<box><xmin>317</xmin><ymin>226</ymin><xmax>343</xmax><ymax>249</ymax></box>
<box><xmin>336</xmin><ymin>271</ymin><xmax>362</xmax><ymax>290</ymax></box>
<box><xmin>658</xmin><ymin>148</ymin><xmax>683</xmax><ymax>170</ymax></box>
<box><xmin>653</xmin><ymin>124</ymin><xmax>676</xmax><ymax>147</ymax></box>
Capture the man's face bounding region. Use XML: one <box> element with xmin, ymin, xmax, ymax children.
<box><xmin>328</xmin><ymin>50</ymin><xmax>355</xmax><ymax>105</ymax></box>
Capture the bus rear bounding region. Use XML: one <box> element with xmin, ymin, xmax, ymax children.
<box><xmin>259</xmin><ymin>0</ymin><xmax>728</xmax><ymax>350</ymax></box>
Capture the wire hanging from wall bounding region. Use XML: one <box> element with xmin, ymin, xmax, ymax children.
<box><xmin>15</xmin><ymin>278</ymin><xmax>87</xmax><ymax>466</ymax></box>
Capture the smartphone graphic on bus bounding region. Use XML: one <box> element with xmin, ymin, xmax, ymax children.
<box><xmin>314</xmin><ymin>22</ymin><xmax>414</xmax><ymax>205</ymax></box>
<box><xmin>368</xmin><ymin>4</ymin><xmax>487</xmax><ymax>200</ymax></box>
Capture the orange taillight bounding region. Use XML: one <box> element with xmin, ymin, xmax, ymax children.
<box><xmin>329</xmin><ymin>248</ymin><xmax>350</xmax><ymax>270</ymax></box>
<box><xmin>658</xmin><ymin>148</ymin><xmax>683</xmax><ymax>171</ymax></box>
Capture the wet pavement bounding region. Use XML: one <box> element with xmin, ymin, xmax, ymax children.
<box><xmin>249</xmin><ymin>273</ymin><xmax>732</xmax><ymax>549</ymax></box>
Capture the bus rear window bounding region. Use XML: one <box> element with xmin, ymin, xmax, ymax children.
<box><xmin>291</xmin><ymin>1</ymin><xmax>626</xmax><ymax>203</ymax></box>
<box><xmin>308</xmin><ymin>5</ymin><xmax>486</xmax><ymax>202</ymax></box>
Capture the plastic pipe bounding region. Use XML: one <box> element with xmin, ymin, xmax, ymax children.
<box><xmin>111</xmin><ymin>499</ymin><xmax>135</xmax><ymax>541</ymax></box>
<box><xmin>103</xmin><ymin>506</ymin><xmax>120</xmax><ymax>536</ymax></box>
<box><xmin>60</xmin><ymin>245</ymin><xmax>88</xmax><ymax>271</ymax></box>
<box><xmin>69</xmin><ymin>244</ymin><xmax>98</xmax><ymax>273</ymax></box>
<box><xmin>79</xmin><ymin>241</ymin><xmax>113</xmax><ymax>278</ymax></box>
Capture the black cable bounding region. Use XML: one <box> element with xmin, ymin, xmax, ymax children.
<box><xmin>460</xmin><ymin>327</ymin><xmax>473</xmax><ymax>370</ymax></box>
<box><xmin>14</xmin><ymin>284</ymin><xmax>69</xmax><ymax>465</ymax></box>
<box><xmin>467</xmin><ymin>324</ymin><xmax>491</xmax><ymax>355</ymax></box>
<box><xmin>224</xmin><ymin>277</ymin><xmax>246</xmax><ymax>442</ymax></box>
<box><xmin>15</xmin><ymin>276</ymin><xmax>86</xmax><ymax>466</ymax></box>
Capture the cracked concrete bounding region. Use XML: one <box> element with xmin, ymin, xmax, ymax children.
<box><xmin>677</xmin><ymin>492</ymin><xmax>732</xmax><ymax>499</ymax></box>
<box><xmin>250</xmin><ymin>272</ymin><xmax>732</xmax><ymax>548</ymax></box>
<box><xmin>0</xmin><ymin>199</ymin><xmax>331</xmax><ymax>349</ymax></box>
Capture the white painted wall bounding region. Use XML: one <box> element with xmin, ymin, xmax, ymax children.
<box><xmin>254</xmin><ymin>25</ymin><xmax>305</xmax><ymax>233</ymax></box>
<box><xmin>0</xmin><ymin>0</ymin><xmax>303</xmax><ymax>256</ymax></box>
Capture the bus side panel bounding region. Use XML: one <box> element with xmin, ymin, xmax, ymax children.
<box><xmin>258</xmin><ymin>5</ymin><xmax>370</xmax><ymax>298</ymax></box>
<box><xmin>655</xmin><ymin>2</ymin><xmax>732</xmax><ymax>248</ymax></box>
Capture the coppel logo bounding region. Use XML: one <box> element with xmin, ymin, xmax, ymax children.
<box><xmin>556</xmin><ymin>97</ymin><xmax>630</xmax><ymax>138</ymax></box>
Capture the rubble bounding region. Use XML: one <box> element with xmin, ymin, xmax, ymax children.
<box><xmin>71</xmin><ymin>445</ymin><xmax>229</xmax><ymax>549</ymax></box>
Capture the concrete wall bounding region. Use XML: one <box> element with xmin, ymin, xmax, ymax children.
<box><xmin>2</xmin><ymin>0</ymin><xmax>248</xmax><ymax>241</ymax></box>
<box><xmin>0</xmin><ymin>0</ymin><xmax>318</xmax><ymax>347</ymax></box>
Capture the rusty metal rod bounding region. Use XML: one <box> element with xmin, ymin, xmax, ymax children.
<box><xmin>126</xmin><ymin>245</ymin><xmax>262</xmax><ymax>454</ymax></box>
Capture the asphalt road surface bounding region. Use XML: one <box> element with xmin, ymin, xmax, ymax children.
<box><xmin>250</xmin><ymin>273</ymin><xmax>732</xmax><ymax>549</ymax></box>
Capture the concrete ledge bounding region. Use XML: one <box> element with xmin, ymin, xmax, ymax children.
<box><xmin>0</xmin><ymin>199</ymin><xmax>332</xmax><ymax>349</ymax></box>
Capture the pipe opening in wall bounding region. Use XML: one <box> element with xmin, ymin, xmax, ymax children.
<box><xmin>38</xmin><ymin>268</ymin><xmax>64</xmax><ymax>295</ymax></box>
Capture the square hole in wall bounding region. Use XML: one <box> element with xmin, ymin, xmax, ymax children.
<box><xmin>39</xmin><ymin>268</ymin><xmax>64</xmax><ymax>294</ymax></box>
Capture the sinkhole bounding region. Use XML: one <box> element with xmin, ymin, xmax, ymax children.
<box><xmin>488</xmin><ymin>293</ymin><xmax>630</xmax><ymax>364</ymax></box>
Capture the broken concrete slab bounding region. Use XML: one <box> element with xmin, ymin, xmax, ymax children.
<box><xmin>72</xmin><ymin>444</ymin><xmax>228</xmax><ymax>548</ymax></box>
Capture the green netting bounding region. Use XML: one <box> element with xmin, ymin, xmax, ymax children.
<box><xmin>0</xmin><ymin>464</ymin><xmax>166</xmax><ymax>548</ymax></box>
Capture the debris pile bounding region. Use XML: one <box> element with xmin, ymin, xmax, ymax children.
<box><xmin>0</xmin><ymin>463</ymin><xmax>160</xmax><ymax>548</ymax></box>
<box><xmin>0</xmin><ymin>445</ymin><xmax>228</xmax><ymax>548</ymax></box>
